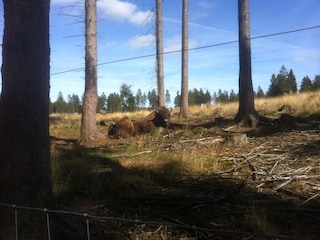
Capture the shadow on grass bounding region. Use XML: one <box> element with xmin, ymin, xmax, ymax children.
<box><xmin>170</xmin><ymin>113</ymin><xmax>320</xmax><ymax>139</ymax></box>
<box><xmin>51</xmin><ymin>140</ymin><xmax>320</xmax><ymax>240</ymax></box>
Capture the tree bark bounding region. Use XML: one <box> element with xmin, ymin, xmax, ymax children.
<box><xmin>179</xmin><ymin>0</ymin><xmax>189</xmax><ymax>118</ymax></box>
<box><xmin>80</xmin><ymin>0</ymin><xmax>105</xmax><ymax>144</ymax></box>
<box><xmin>0</xmin><ymin>0</ymin><xmax>54</xmax><ymax>236</ymax></box>
<box><xmin>156</xmin><ymin>0</ymin><xmax>165</xmax><ymax>107</ymax></box>
<box><xmin>235</xmin><ymin>0</ymin><xmax>258</xmax><ymax>127</ymax></box>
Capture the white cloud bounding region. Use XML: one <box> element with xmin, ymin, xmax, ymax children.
<box><xmin>129</xmin><ymin>10</ymin><xmax>153</xmax><ymax>26</ymax></box>
<box><xmin>164</xmin><ymin>35</ymin><xmax>181</xmax><ymax>53</ymax></box>
<box><xmin>51</xmin><ymin>0</ymin><xmax>154</xmax><ymax>26</ymax></box>
<box><xmin>98</xmin><ymin>0</ymin><xmax>154</xmax><ymax>26</ymax></box>
<box><xmin>191</xmin><ymin>1</ymin><xmax>215</xmax><ymax>19</ymax></box>
<box><xmin>51</xmin><ymin>0</ymin><xmax>80</xmax><ymax>5</ymax></box>
<box><xmin>105</xmin><ymin>40</ymin><xmax>118</xmax><ymax>48</ymax></box>
<box><xmin>198</xmin><ymin>1</ymin><xmax>215</xmax><ymax>10</ymax></box>
<box><xmin>128</xmin><ymin>34</ymin><xmax>155</xmax><ymax>49</ymax></box>
<box><xmin>164</xmin><ymin>34</ymin><xmax>198</xmax><ymax>53</ymax></box>
<box><xmin>294</xmin><ymin>54</ymin><xmax>320</xmax><ymax>63</ymax></box>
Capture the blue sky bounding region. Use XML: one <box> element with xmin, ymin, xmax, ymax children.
<box><xmin>1</xmin><ymin>0</ymin><xmax>320</xmax><ymax>103</ymax></box>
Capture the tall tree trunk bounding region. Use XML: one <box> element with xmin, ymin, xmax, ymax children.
<box><xmin>0</xmin><ymin>0</ymin><xmax>54</xmax><ymax>236</ymax></box>
<box><xmin>80</xmin><ymin>0</ymin><xmax>105</xmax><ymax>144</ymax></box>
<box><xmin>179</xmin><ymin>0</ymin><xmax>189</xmax><ymax>117</ymax></box>
<box><xmin>156</xmin><ymin>0</ymin><xmax>165</xmax><ymax>107</ymax></box>
<box><xmin>235</xmin><ymin>0</ymin><xmax>258</xmax><ymax>127</ymax></box>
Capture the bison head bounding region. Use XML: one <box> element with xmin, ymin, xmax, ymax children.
<box><xmin>152</xmin><ymin>106</ymin><xmax>170</xmax><ymax>128</ymax></box>
<box><xmin>107</xmin><ymin>123</ymin><xmax>117</xmax><ymax>138</ymax></box>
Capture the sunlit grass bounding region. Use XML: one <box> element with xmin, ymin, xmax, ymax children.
<box><xmin>50</xmin><ymin>90</ymin><xmax>320</xmax><ymax>128</ymax></box>
<box><xmin>50</xmin><ymin>90</ymin><xmax>320</xmax><ymax>194</ymax></box>
<box><xmin>186</xmin><ymin>90</ymin><xmax>320</xmax><ymax>119</ymax></box>
<box><xmin>50</xmin><ymin>91</ymin><xmax>320</xmax><ymax>194</ymax></box>
<box><xmin>255</xmin><ymin>91</ymin><xmax>320</xmax><ymax>116</ymax></box>
<box><xmin>48</xmin><ymin>91</ymin><xmax>320</xmax><ymax>239</ymax></box>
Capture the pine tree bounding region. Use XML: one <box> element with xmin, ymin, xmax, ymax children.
<box><xmin>148</xmin><ymin>89</ymin><xmax>158</xmax><ymax>108</ymax></box>
<box><xmin>277</xmin><ymin>65</ymin><xmax>288</xmax><ymax>94</ymax></box>
<box><xmin>0</xmin><ymin>0</ymin><xmax>55</xmax><ymax>236</ymax></box>
<box><xmin>120</xmin><ymin>84</ymin><xmax>135</xmax><ymax>111</ymax></box>
<box><xmin>136</xmin><ymin>88</ymin><xmax>143</xmax><ymax>109</ymax></box>
<box><xmin>141</xmin><ymin>93</ymin><xmax>147</xmax><ymax>108</ymax></box>
<box><xmin>256</xmin><ymin>86</ymin><xmax>265</xmax><ymax>98</ymax></box>
<box><xmin>67</xmin><ymin>94</ymin><xmax>81</xmax><ymax>113</ymax></box>
<box><xmin>55</xmin><ymin>92</ymin><xmax>67</xmax><ymax>113</ymax></box>
<box><xmin>267</xmin><ymin>73</ymin><xmax>281</xmax><ymax>96</ymax></box>
<box><xmin>80</xmin><ymin>0</ymin><xmax>105</xmax><ymax>143</ymax></box>
<box><xmin>313</xmin><ymin>74</ymin><xmax>320</xmax><ymax>90</ymax></box>
<box><xmin>165</xmin><ymin>89</ymin><xmax>171</xmax><ymax>106</ymax></box>
<box><xmin>180</xmin><ymin>0</ymin><xmax>189</xmax><ymax>117</ymax></box>
<box><xmin>174</xmin><ymin>91</ymin><xmax>181</xmax><ymax>107</ymax></box>
<box><xmin>229</xmin><ymin>89</ymin><xmax>238</xmax><ymax>102</ymax></box>
<box><xmin>300</xmin><ymin>76</ymin><xmax>313</xmax><ymax>92</ymax></box>
<box><xmin>267</xmin><ymin>66</ymin><xmax>297</xmax><ymax>96</ymax></box>
<box><xmin>156</xmin><ymin>0</ymin><xmax>165</xmax><ymax>107</ymax></box>
<box><xmin>97</xmin><ymin>92</ymin><xmax>107</xmax><ymax>112</ymax></box>
<box><xmin>235</xmin><ymin>0</ymin><xmax>263</xmax><ymax>127</ymax></box>
<box><xmin>204</xmin><ymin>90</ymin><xmax>211</xmax><ymax>104</ymax></box>
<box><xmin>275</xmin><ymin>66</ymin><xmax>297</xmax><ymax>94</ymax></box>
<box><xmin>107</xmin><ymin>93</ymin><xmax>122</xmax><ymax>112</ymax></box>
<box><xmin>287</xmin><ymin>69</ymin><xmax>297</xmax><ymax>93</ymax></box>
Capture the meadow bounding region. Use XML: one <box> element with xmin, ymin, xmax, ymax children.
<box><xmin>50</xmin><ymin>91</ymin><xmax>320</xmax><ymax>239</ymax></box>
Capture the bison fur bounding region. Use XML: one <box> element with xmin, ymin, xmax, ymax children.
<box><xmin>108</xmin><ymin>116</ymin><xmax>134</xmax><ymax>139</ymax></box>
<box><xmin>133</xmin><ymin>106</ymin><xmax>170</xmax><ymax>134</ymax></box>
<box><xmin>278</xmin><ymin>104</ymin><xmax>294</xmax><ymax>113</ymax></box>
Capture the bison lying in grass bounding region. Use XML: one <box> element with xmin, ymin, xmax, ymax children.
<box><xmin>133</xmin><ymin>106</ymin><xmax>170</xmax><ymax>134</ymax></box>
<box><xmin>108</xmin><ymin>106</ymin><xmax>170</xmax><ymax>138</ymax></box>
<box><xmin>108</xmin><ymin>116</ymin><xmax>134</xmax><ymax>139</ymax></box>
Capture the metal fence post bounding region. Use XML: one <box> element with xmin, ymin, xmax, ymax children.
<box><xmin>84</xmin><ymin>213</ymin><xmax>90</xmax><ymax>240</ymax></box>
<box><xmin>13</xmin><ymin>205</ymin><xmax>18</xmax><ymax>240</ymax></box>
<box><xmin>44</xmin><ymin>208</ymin><xmax>51</xmax><ymax>240</ymax></box>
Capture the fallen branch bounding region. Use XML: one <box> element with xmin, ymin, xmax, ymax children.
<box><xmin>179</xmin><ymin>136</ymin><xmax>224</xmax><ymax>144</ymax></box>
<box><xmin>296</xmin><ymin>193</ymin><xmax>320</xmax><ymax>207</ymax></box>
<box><xmin>111</xmin><ymin>150</ymin><xmax>152</xmax><ymax>158</ymax></box>
<box><xmin>269</xmin><ymin>178</ymin><xmax>295</xmax><ymax>193</ymax></box>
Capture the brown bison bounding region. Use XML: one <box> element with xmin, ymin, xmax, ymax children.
<box><xmin>133</xmin><ymin>106</ymin><xmax>170</xmax><ymax>134</ymax></box>
<box><xmin>108</xmin><ymin>116</ymin><xmax>134</xmax><ymax>139</ymax></box>
<box><xmin>278</xmin><ymin>104</ymin><xmax>294</xmax><ymax>113</ymax></box>
<box><xmin>108</xmin><ymin>107</ymin><xmax>170</xmax><ymax>138</ymax></box>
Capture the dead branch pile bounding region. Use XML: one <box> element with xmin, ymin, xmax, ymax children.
<box><xmin>82</xmin><ymin>128</ymin><xmax>320</xmax><ymax>239</ymax></box>
<box><xmin>145</xmin><ymin>128</ymin><xmax>320</xmax><ymax>205</ymax></box>
<box><xmin>216</xmin><ymin>129</ymin><xmax>319</xmax><ymax>205</ymax></box>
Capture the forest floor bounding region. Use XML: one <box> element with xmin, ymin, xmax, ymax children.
<box><xmin>50</xmin><ymin>112</ymin><xmax>320</xmax><ymax>240</ymax></box>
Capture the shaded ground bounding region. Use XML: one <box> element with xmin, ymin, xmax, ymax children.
<box><xmin>50</xmin><ymin>114</ymin><xmax>320</xmax><ymax>240</ymax></box>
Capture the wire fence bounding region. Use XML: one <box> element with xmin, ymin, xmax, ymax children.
<box><xmin>0</xmin><ymin>202</ymin><xmax>306</xmax><ymax>240</ymax></box>
<box><xmin>50</xmin><ymin>25</ymin><xmax>320</xmax><ymax>76</ymax></box>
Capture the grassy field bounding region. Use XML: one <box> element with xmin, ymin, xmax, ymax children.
<box><xmin>50</xmin><ymin>91</ymin><xmax>320</xmax><ymax>240</ymax></box>
<box><xmin>51</xmin><ymin>90</ymin><xmax>320</xmax><ymax>130</ymax></box>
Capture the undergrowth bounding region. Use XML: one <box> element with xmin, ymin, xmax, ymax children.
<box><xmin>49</xmin><ymin>91</ymin><xmax>320</xmax><ymax>239</ymax></box>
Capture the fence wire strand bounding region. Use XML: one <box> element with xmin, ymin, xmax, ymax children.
<box><xmin>50</xmin><ymin>25</ymin><xmax>320</xmax><ymax>76</ymax></box>
<box><xmin>0</xmin><ymin>202</ymin><xmax>307</xmax><ymax>240</ymax></box>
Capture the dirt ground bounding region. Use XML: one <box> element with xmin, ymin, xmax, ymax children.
<box><xmin>51</xmin><ymin>114</ymin><xmax>320</xmax><ymax>240</ymax></box>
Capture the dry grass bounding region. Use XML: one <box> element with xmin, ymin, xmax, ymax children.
<box><xmin>50</xmin><ymin>90</ymin><xmax>320</xmax><ymax>124</ymax></box>
<box><xmin>49</xmin><ymin>91</ymin><xmax>320</xmax><ymax>239</ymax></box>
<box><xmin>255</xmin><ymin>91</ymin><xmax>320</xmax><ymax>116</ymax></box>
<box><xmin>50</xmin><ymin>90</ymin><xmax>320</xmax><ymax>182</ymax></box>
<box><xmin>97</xmin><ymin>109</ymin><xmax>152</xmax><ymax>122</ymax></box>
<box><xmin>186</xmin><ymin>90</ymin><xmax>320</xmax><ymax>119</ymax></box>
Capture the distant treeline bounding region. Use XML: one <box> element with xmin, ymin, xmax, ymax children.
<box><xmin>49</xmin><ymin>65</ymin><xmax>320</xmax><ymax>114</ymax></box>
